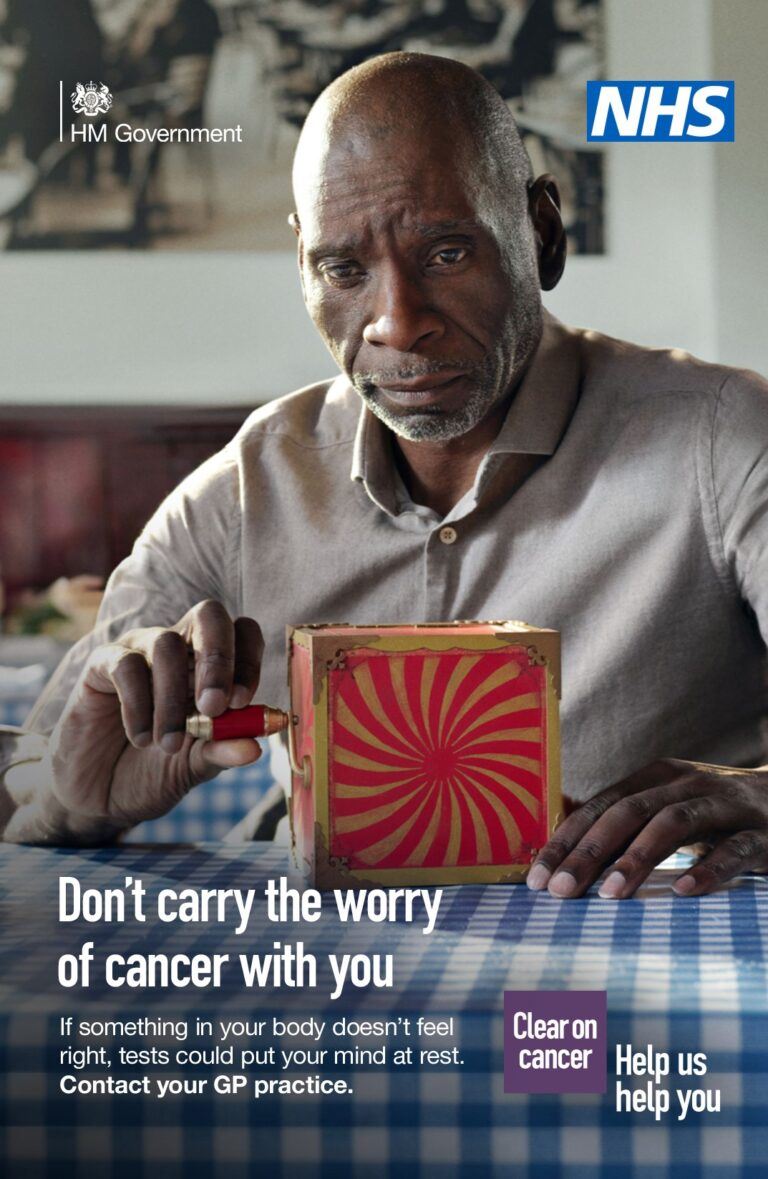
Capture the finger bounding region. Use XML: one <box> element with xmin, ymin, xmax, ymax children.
<box><xmin>230</xmin><ymin>617</ymin><xmax>265</xmax><ymax>708</ymax></box>
<box><xmin>526</xmin><ymin>796</ymin><xmax>622</xmax><ymax>891</ymax></box>
<box><xmin>187</xmin><ymin>600</ymin><xmax>236</xmax><ymax>715</ymax></box>
<box><xmin>110</xmin><ymin>651</ymin><xmax>153</xmax><ymax>748</ymax></box>
<box><xmin>149</xmin><ymin>630</ymin><xmax>192</xmax><ymax>754</ymax></box>
<box><xmin>527</xmin><ymin>760</ymin><xmax>698</xmax><ymax>892</ymax></box>
<box><xmin>673</xmin><ymin>830</ymin><xmax>768</xmax><ymax>896</ymax></box>
<box><xmin>547</xmin><ymin>775</ymin><xmax>709</xmax><ymax>898</ymax></box>
<box><xmin>599</xmin><ymin>793</ymin><xmax>755</xmax><ymax>899</ymax></box>
<box><xmin>84</xmin><ymin>643</ymin><xmax>156</xmax><ymax>743</ymax></box>
<box><xmin>188</xmin><ymin>737</ymin><xmax>262</xmax><ymax>785</ymax></box>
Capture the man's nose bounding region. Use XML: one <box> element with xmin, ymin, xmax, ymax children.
<box><xmin>362</xmin><ymin>268</ymin><xmax>445</xmax><ymax>353</ymax></box>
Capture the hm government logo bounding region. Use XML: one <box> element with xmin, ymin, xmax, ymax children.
<box><xmin>71</xmin><ymin>81</ymin><xmax>112</xmax><ymax>118</ymax></box>
<box><xmin>59</xmin><ymin>78</ymin><xmax>242</xmax><ymax>145</ymax></box>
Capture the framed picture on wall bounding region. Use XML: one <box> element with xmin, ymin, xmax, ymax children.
<box><xmin>0</xmin><ymin>0</ymin><xmax>604</xmax><ymax>254</ymax></box>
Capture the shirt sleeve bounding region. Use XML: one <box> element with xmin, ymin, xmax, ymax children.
<box><xmin>710</xmin><ymin>368</ymin><xmax>768</xmax><ymax>645</ymax></box>
<box><xmin>25</xmin><ymin>446</ymin><xmax>242</xmax><ymax>736</ymax></box>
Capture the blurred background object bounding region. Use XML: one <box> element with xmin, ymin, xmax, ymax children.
<box><xmin>0</xmin><ymin>404</ymin><xmax>250</xmax><ymax>616</ymax></box>
<box><xmin>0</xmin><ymin>632</ymin><xmax>69</xmax><ymax>727</ymax></box>
<box><xmin>5</xmin><ymin>574</ymin><xmax>104</xmax><ymax>640</ymax></box>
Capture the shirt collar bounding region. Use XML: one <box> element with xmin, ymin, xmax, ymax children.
<box><xmin>350</xmin><ymin>389</ymin><xmax>401</xmax><ymax>515</ymax></box>
<box><xmin>349</xmin><ymin>309</ymin><xmax>582</xmax><ymax>516</ymax></box>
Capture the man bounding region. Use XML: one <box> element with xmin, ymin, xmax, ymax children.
<box><xmin>5</xmin><ymin>52</ymin><xmax>768</xmax><ymax>901</ymax></box>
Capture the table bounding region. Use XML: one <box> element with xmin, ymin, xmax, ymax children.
<box><xmin>0</xmin><ymin>843</ymin><xmax>766</xmax><ymax>1177</ymax></box>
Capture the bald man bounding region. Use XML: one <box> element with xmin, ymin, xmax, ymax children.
<box><xmin>7</xmin><ymin>53</ymin><xmax>768</xmax><ymax>901</ymax></box>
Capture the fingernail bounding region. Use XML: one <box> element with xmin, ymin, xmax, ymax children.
<box><xmin>527</xmin><ymin>863</ymin><xmax>551</xmax><ymax>891</ymax></box>
<box><xmin>161</xmin><ymin>731</ymin><xmax>184</xmax><ymax>755</ymax></box>
<box><xmin>548</xmin><ymin>871</ymin><xmax>577</xmax><ymax>898</ymax></box>
<box><xmin>673</xmin><ymin>874</ymin><xmax>697</xmax><ymax>895</ymax></box>
<box><xmin>230</xmin><ymin>685</ymin><xmax>252</xmax><ymax>709</ymax></box>
<box><xmin>598</xmin><ymin>870</ymin><xmax>627</xmax><ymax>899</ymax></box>
<box><xmin>133</xmin><ymin>731</ymin><xmax>152</xmax><ymax>749</ymax></box>
<box><xmin>197</xmin><ymin>688</ymin><xmax>227</xmax><ymax>716</ymax></box>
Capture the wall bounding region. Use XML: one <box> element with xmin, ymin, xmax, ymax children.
<box><xmin>1</xmin><ymin>252</ymin><xmax>332</xmax><ymax>405</ymax></box>
<box><xmin>0</xmin><ymin>0</ymin><xmax>763</xmax><ymax>406</ymax></box>
<box><xmin>545</xmin><ymin>0</ymin><xmax>717</xmax><ymax>361</ymax></box>
<box><xmin>711</xmin><ymin>0</ymin><xmax>768</xmax><ymax>376</ymax></box>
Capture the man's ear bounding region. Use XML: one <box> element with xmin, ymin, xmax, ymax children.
<box><xmin>528</xmin><ymin>174</ymin><xmax>566</xmax><ymax>291</ymax></box>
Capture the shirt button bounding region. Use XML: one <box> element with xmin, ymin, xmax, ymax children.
<box><xmin>439</xmin><ymin>526</ymin><xmax>458</xmax><ymax>545</ymax></box>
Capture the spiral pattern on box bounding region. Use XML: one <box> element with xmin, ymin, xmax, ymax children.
<box><xmin>329</xmin><ymin>649</ymin><xmax>547</xmax><ymax>869</ymax></box>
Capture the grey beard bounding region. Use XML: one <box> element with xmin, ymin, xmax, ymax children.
<box><xmin>358</xmin><ymin>379</ymin><xmax>500</xmax><ymax>442</ymax></box>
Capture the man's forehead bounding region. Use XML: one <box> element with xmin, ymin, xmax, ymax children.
<box><xmin>296</xmin><ymin>135</ymin><xmax>488</xmax><ymax>235</ymax></box>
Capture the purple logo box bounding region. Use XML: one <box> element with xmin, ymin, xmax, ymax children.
<box><xmin>504</xmin><ymin>990</ymin><xmax>607</xmax><ymax>1094</ymax></box>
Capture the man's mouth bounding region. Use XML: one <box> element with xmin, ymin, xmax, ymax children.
<box><xmin>371</xmin><ymin>371</ymin><xmax>469</xmax><ymax>407</ymax></box>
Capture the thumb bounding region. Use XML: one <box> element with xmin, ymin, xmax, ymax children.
<box><xmin>187</xmin><ymin>737</ymin><xmax>262</xmax><ymax>786</ymax></box>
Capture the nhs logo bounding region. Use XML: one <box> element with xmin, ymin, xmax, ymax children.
<box><xmin>587</xmin><ymin>81</ymin><xmax>735</xmax><ymax>142</ymax></box>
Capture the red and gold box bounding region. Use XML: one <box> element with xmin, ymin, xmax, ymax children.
<box><xmin>287</xmin><ymin>621</ymin><xmax>562</xmax><ymax>888</ymax></box>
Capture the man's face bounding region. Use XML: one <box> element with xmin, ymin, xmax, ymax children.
<box><xmin>293</xmin><ymin>125</ymin><xmax>544</xmax><ymax>442</ymax></box>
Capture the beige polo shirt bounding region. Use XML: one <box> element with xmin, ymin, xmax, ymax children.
<box><xmin>29</xmin><ymin>314</ymin><xmax>768</xmax><ymax>804</ymax></box>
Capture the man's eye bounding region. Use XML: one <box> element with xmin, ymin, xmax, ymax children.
<box><xmin>428</xmin><ymin>246</ymin><xmax>468</xmax><ymax>267</ymax></box>
<box><xmin>319</xmin><ymin>262</ymin><xmax>363</xmax><ymax>284</ymax></box>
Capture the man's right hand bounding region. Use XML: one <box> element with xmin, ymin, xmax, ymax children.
<box><xmin>21</xmin><ymin>601</ymin><xmax>265</xmax><ymax>838</ymax></box>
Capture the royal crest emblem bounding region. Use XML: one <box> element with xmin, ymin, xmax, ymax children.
<box><xmin>71</xmin><ymin>81</ymin><xmax>112</xmax><ymax>118</ymax></box>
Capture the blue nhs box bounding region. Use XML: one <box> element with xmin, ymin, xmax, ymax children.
<box><xmin>586</xmin><ymin>81</ymin><xmax>734</xmax><ymax>142</ymax></box>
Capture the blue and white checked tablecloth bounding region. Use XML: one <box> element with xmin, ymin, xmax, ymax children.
<box><xmin>0</xmin><ymin>842</ymin><xmax>767</xmax><ymax>1178</ymax></box>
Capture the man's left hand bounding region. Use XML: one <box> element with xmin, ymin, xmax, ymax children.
<box><xmin>526</xmin><ymin>759</ymin><xmax>768</xmax><ymax>899</ymax></box>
